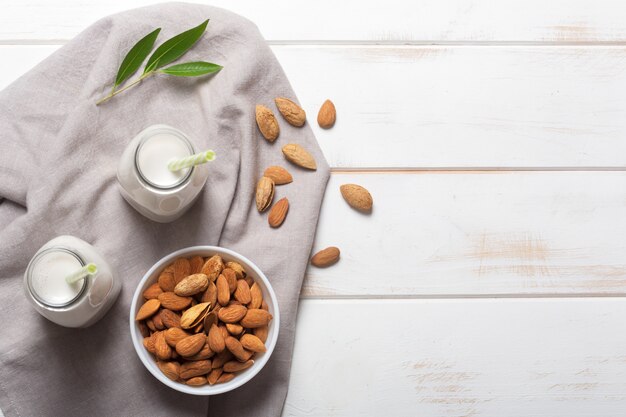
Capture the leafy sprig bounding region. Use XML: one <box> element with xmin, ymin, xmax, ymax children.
<box><xmin>96</xmin><ymin>20</ymin><xmax>222</xmax><ymax>105</ymax></box>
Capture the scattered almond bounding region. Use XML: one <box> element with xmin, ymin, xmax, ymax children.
<box><xmin>274</xmin><ymin>97</ymin><xmax>306</xmax><ymax>127</ymax></box>
<box><xmin>317</xmin><ymin>99</ymin><xmax>336</xmax><ymax>128</ymax></box>
<box><xmin>282</xmin><ymin>143</ymin><xmax>317</xmax><ymax>170</ymax></box>
<box><xmin>255</xmin><ymin>104</ymin><xmax>279</xmax><ymax>142</ymax></box>
<box><xmin>311</xmin><ymin>246</ymin><xmax>340</xmax><ymax>267</ymax></box>
<box><xmin>263</xmin><ymin>166</ymin><xmax>293</xmax><ymax>185</ymax></box>
<box><xmin>340</xmin><ymin>184</ymin><xmax>373</xmax><ymax>213</ymax></box>
<box><xmin>256</xmin><ymin>176</ymin><xmax>275</xmax><ymax>212</ymax></box>
<box><xmin>268</xmin><ymin>198</ymin><xmax>289</xmax><ymax>228</ymax></box>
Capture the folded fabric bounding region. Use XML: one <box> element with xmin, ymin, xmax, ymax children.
<box><xmin>0</xmin><ymin>3</ymin><xmax>329</xmax><ymax>416</ymax></box>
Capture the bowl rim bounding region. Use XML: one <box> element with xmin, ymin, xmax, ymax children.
<box><xmin>129</xmin><ymin>245</ymin><xmax>280</xmax><ymax>395</ymax></box>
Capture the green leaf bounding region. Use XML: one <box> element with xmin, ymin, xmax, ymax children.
<box><xmin>159</xmin><ymin>61</ymin><xmax>222</xmax><ymax>77</ymax></box>
<box><xmin>143</xmin><ymin>19</ymin><xmax>209</xmax><ymax>74</ymax></box>
<box><xmin>114</xmin><ymin>28</ymin><xmax>161</xmax><ymax>87</ymax></box>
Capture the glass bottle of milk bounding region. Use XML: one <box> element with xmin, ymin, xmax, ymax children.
<box><xmin>24</xmin><ymin>235</ymin><xmax>121</xmax><ymax>327</ymax></box>
<box><xmin>117</xmin><ymin>124</ymin><xmax>211</xmax><ymax>223</ymax></box>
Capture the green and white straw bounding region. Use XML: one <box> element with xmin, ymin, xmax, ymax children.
<box><xmin>65</xmin><ymin>263</ymin><xmax>98</xmax><ymax>284</ymax></box>
<box><xmin>168</xmin><ymin>150</ymin><xmax>216</xmax><ymax>172</ymax></box>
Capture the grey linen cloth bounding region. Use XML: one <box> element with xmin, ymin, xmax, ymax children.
<box><xmin>0</xmin><ymin>3</ymin><xmax>329</xmax><ymax>416</ymax></box>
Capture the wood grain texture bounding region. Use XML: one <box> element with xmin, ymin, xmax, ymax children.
<box><xmin>3</xmin><ymin>45</ymin><xmax>626</xmax><ymax>168</ymax></box>
<box><xmin>303</xmin><ymin>171</ymin><xmax>626</xmax><ymax>296</ymax></box>
<box><xmin>285</xmin><ymin>299</ymin><xmax>626</xmax><ymax>416</ymax></box>
<box><xmin>1</xmin><ymin>0</ymin><xmax>626</xmax><ymax>42</ymax></box>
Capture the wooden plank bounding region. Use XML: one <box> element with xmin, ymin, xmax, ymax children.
<box><xmin>303</xmin><ymin>171</ymin><xmax>626</xmax><ymax>297</ymax></box>
<box><xmin>2</xmin><ymin>0</ymin><xmax>626</xmax><ymax>42</ymax></box>
<box><xmin>285</xmin><ymin>298</ymin><xmax>626</xmax><ymax>416</ymax></box>
<box><xmin>3</xmin><ymin>45</ymin><xmax>626</xmax><ymax>168</ymax></box>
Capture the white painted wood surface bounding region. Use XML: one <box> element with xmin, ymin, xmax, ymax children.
<box><xmin>1</xmin><ymin>1</ymin><xmax>625</xmax><ymax>416</ymax></box>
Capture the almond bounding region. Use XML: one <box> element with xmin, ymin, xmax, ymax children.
<box><xmin>158</xmin><ymin>269</ymin><xmax>176</xmax><ymax>292</ymax></box>
<box><xmin>152</xmin><ymin>313</ymin><xmax>165</xmax><ymax>330</ymax></box>
<box><xmin>180</xmin><ymin>302</ymin><xmax>211</xmax><ymax>329</ymax></box>
<box><xmin>158</xmin><ymin>292</ymin><xmax>193</xmax><ymax>311</ymax></box>
<box><xmin>216</xmin><ymin>274</ymin><xmax>230</xmax><ymax>306</ymax></box>
<box><xmin>241</xmin><ymin>309</ymin><xmax>273</xmax><ymax>328</ymax></box>
<box><xmin>143</xmin><ymin>283</ymin><xmax>163</xmax><ymax>300</ymax></box>
<box><xmin>268</xmin><ymin>197</ymin><xmax>289</xmax><ymax>228</ymax></box>
<box><xmin>203</xmin><ymin>311</ymin><xmax>218</xmax><ymax>331</ymax></box>
<box><xmin>225</xmin><ymin>261</ymin><xmax>247</xmax><ymax>279</ymax></box>
<box><xmin>174</xmin><ymin>273</ymin><xmax>209</xmax><ymax>297</ymax></box>
<box><xmin>226</xmin><ymin>323</ymin><xmax>244</xmax><ymax>336</ymax></box>
<box><xmin>135</xmin><ymin>299</ymin><xmax>161</xmax><ymax>321</ymax></box>
<box><xmin>234</xmin><ymin>279</ymin><xmax>252</xmax><ymax>304</ymax></box>
<box><xmin>207</xmin><ymin>368</ymin><xmax>223</xmax><ymax>385</ymax></box>
<box><xmin>143</xmin><ymin>336</ymin><xmax>156</xmax><ymax>354</ymax></box>
<box><xmin>159</xmin><ymin>309</ymin><xmax>181</xmax><ymax>329</ymax></box>
<box><xmin>223</xmin><ymin>268</ymin><xmax>238</xmax><ymax>293</ymax></box>
<box><xmin>211</xmin><ymin>350</ymin><xmax>233</xmax><ymax>369</ymax></box>
<box><xmin>256</xmin><ymin>176</ymin><xmax>275</xmax><ymax>212</ymax></box>
<box><xmin>157</xmin><ymin>361</ymin><xmax>180</xmax><ymax>381</ymax></box>
<box><xmin>154</xmin><ymin>331</ymin><xmax>172</xmax><ymax>360</ymax></box>
<box><xmin>340</xmin><ymin>184</ymin><xmax>373</xmax><ymax>213</ymax></box>
<box><xmin>208</xmin><ymin>324</ymin><xmax>226</xmax><ymax>353</ymax></box>
<box><xmin>176</xmin><ymin>334</ymin><xmax>207</xmax><ymax>357</ymax></box>
<box><xmin>282</xmin><ymin>143</ymin><xmax>317</xmax><ymax>170</ymax></box>
<box><xmin>275</xmin><ymin>97</ymin><xmax>306</xmax><ymax>127</ymax></box>
<box><xmin>189</xmin><ymin>256</ymin><xmax>204</xmax><ymax>274</ymax></box>
<box><xmin>146</xmin><ymin>319</ymin><xmax>156</xmax><ymax>332</ymax></box>
<box><xmin>138</xmin><ymin>321</ymin><xmax>150</xmax><ymax>338</ymax></box>
<box><xmin>164</xmin><ymin>327</ymin><xmax>190</xmax><ymax>347</ymax></box>
<box><xmin>225</xmin><ymin>336</ymin><xmax>253</xmax><ymax>362</ymax></box>
<box><xmin>201</xmin><ymin>281</ymin><xmax>217</xmax><ymax>307</ymax></box>
<box><xmin>249</xmin><ymin>283</ymin><xmax>263</xmax><ymax>309</ymax></box>
<box><xmin>261</xmin><ymin>300</ymin><xmax>269</xmax><ymax>311</ymax></box>
<box><xmin>317</xmin><ymin>99</ymin><xmax>336</xmax><ymax>128</ymax></box>
<box><xmin>186</xmin><ymin>376</ymin><xmax>207</xmax><ymax>386</ymax></box>
<box><xmin>186</xmin><ymin>343</ymin><xmax>214</xmax><ymax>361</ymax></box>
<box><xmin>240</xmin><ymin>334</ymin><xmax>267</xmax><ymax>353</ymax></box>
<box><xmin>253</xmin><ymin>325</ymin><xmax>269</xmax><ymax>343</ymax></box>
<box><xmin>200</xmin><ymin>255</ymin><xmax>224</xmax><ymax>282</ymax></box>
<box><xmin>172</xmin><ymin>258</ymin><xmax>191</xmax><ymax>284</ymax></box>
<box><xmin>224</xmin><ymin>359</ymin><xmax>254</xmax><ymax>373</ymax></box>
<box><xmin>179</xmin><ymin>360</ymin><xmax>212</xmax><ymax>379</ymax></box>
<box><xmin>218</xmin><ymin>304</ymin><xmax>248</xmax><ymax>323</ymax></box>
<box><xmin>311</xmin><ymin>246</ymin><xmax>340</xmax><ymax>267</ymax></box>
<box><xmin>216</xmin><ymin>373</ymin><xmax>235</xmax><ymax>384</ymax></box>
<box><xmin>255</xmin><ymin>104</ymin><xmax>280</xmax><ymax>142</ymax></box>
<box><xmin>263</xmin><ymin>166</ymin><xmax>293</xmax><ymax>185</ymax></box>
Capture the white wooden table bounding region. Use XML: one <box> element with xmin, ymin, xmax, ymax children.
<box><xmin>2</xmin><ymin>1</ymin><xmax>626</xmax><ymax>416</ymax></box>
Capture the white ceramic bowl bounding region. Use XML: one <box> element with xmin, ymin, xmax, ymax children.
<box><xmin>129</xmin><ymin>246</ymin><xmax>280</xmax><ymax>395</ymax></box>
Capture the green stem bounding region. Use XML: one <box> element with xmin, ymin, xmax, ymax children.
<box><xmin>96</xmin><ymin>72</ymin><xmax>154</xmax><ymax>105</ymax></box>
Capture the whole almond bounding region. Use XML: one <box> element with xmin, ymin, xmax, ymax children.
<box><xmin>154</xmin><ymin>331</ymin><xmax>172</xmax><ymax>360</ymax></box>
<box><xmin>311</xmin><ymin>246</ymin><xmax>340</xmax><ymax>267</ymax></box>
<box><xmin>143</xmin><ymin>336</ymin><xmax>156</xmax><ymax>354</ymax></box>
<box><xmin>268</xmin><ymin>198</ymin><xmax>289</xmax><ymax>228</ymax></box>
<box><xmin>143</xmin><ymin>283</ymin><xmax>163</xmax><ymax>300</ymax></box>
<box><xmin>234</xmin><ymin>280</ymin><xmax>252</xmax><ymax>304</ymax></box>
<box><xmin>263</xmin><ymin>166</ymin><xmax>293</xmax><ymax>185</ymax></box>
<box><xmin>255</xmin><ymin>104</ymin><xmax>279</xmax><ymax>142</ymax></box>
<box><xmin>254</xmin><ymin>325</ymin><xmax>269</xmax><ymax>343</ymax></box>
<box><xmin>174</xmin><ymin>273</ymin><xmax>209</xmax><ymax>297</ymax></box>
<box><xmin>256</xmin><ymin>176</ymin><xmax>275</xmax><ymax>212</ymax></box>
<box><xmin>225</xmin><ymin>336</ymin><xmax>253</xmax><ymax>362</ymax></box>
<box><xmin>282</xmin><ymin>144</ymin><xmax>317</xmax><ymax>170</ymax></box>
<box><xmin>164</xmin><ymin>327</ymin><xmax>190</xmax><ymax>347</ymax></box>
<box><xmin>225</xmin><ymin>261</ymin><xmax>247</xmax><ymax>279</ymax></box>
<box><xmin>218</xmin><ymin>304</ymin><xmax>248</xmax><ymax>323</ymax></box>
<box><xmin>249</xmin><ymin>283</ymin><xmax>263</xmax><ymax>309</ymax></box>
<box><xmin>172</xmin><ymin>258</ymin><xmax>191</xmax><ymax>284</ymax></box>
<box><xmin>176</xmin><ymin>334</ymin><xmax>207</xmax><ymax>357</ymax></box>
<box><xmin>180</xmin><ymin>302</ymin><xmax>211</xmax><ymax>329</ymax></box>
<box><xmin>240</xmin><ymin>334</ymin><xmax>267</xmax><ymax>353</ymax></box>
<box><xmin>208</xmin><ymin>324</ymin><xmax>226</xmax><ymax>353</ymax></box>
<box><xmin>157</xmin><ymin>361</ymin><xmax>180</xmax><ymax>381</ymax></box>
<box><xmin>211</xmin><ymin>350</ymin><xmax>233</xmax><ymax>369</ymax></box>
<box><xmin>158</xmin><ymin>269</ymin><xmax>176</xmax><ymax>292</ymax></box>
<box><xmin>224</xmin><ymin>359</ymin><xmax>255</xmax><ymax>373</ymax></box>
<box><xmin>159</xmin><ymin>309</ymin><xmax>181</xmax><ymax>329</ymax></box>
<box><xmin>189</xmin><ymin>256</ymin><xmax>204</xmax><ymax>274</ymax></box>
<box><xmin>241</xmin><ymin>309</ymin><xmax>273</xmax><ymax>329</ymax></box>
<box><xmin>207</xmin><ymin>368</ymin><xmax>223</xmax><ymax>385</ymax></box>
<box><xmin>223</xmin><ymin>268</ymin><xmax>238</xmax><ymax>293</ymax></box>
<box><xmin>186</xmin><ymin>376</ymin><xmax>207</xmax><ymax>386</ymax></box>
<box><xmin>217</xmin><ymin>373</ymin><xmax>235</xmax><ymax>384</ymax></box>
<box><xmin>158</xmin><ymin>292</ymin><xmax>193</xmax><ymax>311</ymax></box>
<box><xmin>200</xmin><ymin>255</ymin><xmax>224</xmax><ymax>282</ymax></box>
<box><xmin>135</xmin><ymin>299</ymin><xmax>161</xmax><ymax>321</ymax></box>
<box><xmin>179</xmin><ymin>360</ymin><xmax>212</xmax><ymax>379</ymax></box>
<box><xmin>201</xmin><ymin>281</ymin><xmax>218</xmax><ymax>307</ymax></box>
<box><xmin>216</xmin><ymin>275</ymin><xmax>230</xmax><ymax>306</ymax></box>
<box><xmin>340</xmin><ymin>184</ymin><xmax>373</xmax><ymax>213</ymax></box>
<box><xmin>187</xmin><ymin>343</ymin><xmax>215</xmax><ymax>361</ymax></box>
<box><xmin>317</xmin><ymin>99</ymin><xmax>336</xmax><ymax>128</ymax></box>
<box><xmin>226</xmin><ymin>323</ymin><xmax>244</xmax><ymax>336</ymax></box>
<box><xmin>275</xmin><ymin>97</ymin><xmax>306</xmax><ymax>127</ymax></box>
<box><xmin>152</xmin><ymin>313</ymin><xmax>165</xmax><ymax>330</ymax></box>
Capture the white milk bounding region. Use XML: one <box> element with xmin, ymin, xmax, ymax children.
<box><xmin>117</xmin><ymin>125</ymin><xmax>210</xmax><ymax>223</ymax></box>
<box><xmin>24</xmin><ymin>236</ymin><xmax>121</xmax><ymax>328</ymax></box>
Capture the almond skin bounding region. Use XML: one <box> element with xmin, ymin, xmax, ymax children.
<box><xmin>180</xmin><ymin>302</ymin><xmax>211</xmax><ymax>329</ymax></box>
<box><xmin>311</xmin><ymin>246</ymin><xmax>341</xmax><ymax>267</ymax></box>
<box><xmin>282</xmin><ymin>143</ymin><xmax>317</xmax><ymax>170</ymax></box>
<box><xmin>249</xmin><ymin>283</ymin><xmax>263</xmax><ymax>309</ymax></box>
<box><xmin>268</xmin><ymin>198</ymin><xmax>289</xmax><ymax>228</ymax></box>
<box><xmin>158</xmin><ymin>269</ymin><xmax>176</xmax><ymax>292</ymax></box>
<box><xmin>143</xmin><ymin>283</ymin><xmax>163</xmax><ymax>300</ymax></box>
<box><xmin>189</xmin><ymin>255</ymin><xmax>205</xmax><ymax>274</ymax></box>
<box><xmin>174</xmin><ymin>273</ymin><xmax>209</xmax><ymax>297</ymax></box>
<box><xmin>234</xmin><ymin>280</ymin><xmax>252</xmax><ymax>304</ymax></box>
<box><xmin>317</xmin><ymin>99</ymin><xmax>336</xmax><ymax>128</ymax></box>
<box><xmin>240</xmin><ymin>334</ymin><xmax>267</xmax><ymax>353</ymax></box>
<box><xmin>159</xmin><ymin>309</ymin><xmax>181</xmax><ymax>329</ymax></box>
<box><xmin>154</xmin><ymin>331</ymin><xmax>172</xmax><ymax>360</ymax></box>
<box><xmin>241</xmin><ymin>309</ymin><xmax>273</xmax><ymax>328</ymax></box>
<box><xmin>176</xmin><ymin>334</ymin><xmax>207</xmax><ymax>357</ymax></box>
<box><xmin>340</xmin><ymin>184</ymin><xmax>373</xmax><ymax>213</ymax></box>
<box><xmin>218</xmin><ymin>304</ymin><xmax>248</xmax><ymax>323</ymax></box>
<box><xmin>172</xmin><ymin>258</ymin><xmax>191</xmax><ymax>284</ymax></box>
<box><xmin>208</xmin><ymin>324</ymin><xmax>226</xmax><ymax>353</ymax></box>
<box><xmin>225</xmin><ymin>261</ymin><xmax>246</xmax><ymax>279</ymax></box>
<box><xmin>256</xmin><ymin>176</ymin><xmax>275</xmax><ymax>212</ymax></box>
<box><xmin>200</xmin><ymin>255</ymin><xmax>224</xmax><ymax>282</ymax></box>
<box><xmin>135</xmin><ymin>299</ymin><xmax>161</xmax><ymax>321</ymax></box>
<box><xmin>216</xmin><ymin>274</ymin><xmax>230</xmax><ymax>306</ymax></box>
<box><xmin>223</xmin><ymin>269</ymin><xmax>238</xmax><ymax>293</ymax></box>
<box><xmin>275</xmin><ymin>97</ymin><xmax>306</xmax><ymax>127</ymax></box>
<box><xmin>255</xmin><ymin>104</ymin><xmax>280</xmax><ymax>142</ymax></box>
<box><xmin>263</xmin><ymin>166</ymin><xmax>293</xmax><ymax>185</ymax></box>
<box><xmin>158</xmin><ymin>292</ymin><xmax>193</xmax><ymax>311</ymax></box>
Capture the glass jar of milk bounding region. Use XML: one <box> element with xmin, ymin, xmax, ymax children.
<box><xmin>23</xmin><ymin>235</ymin><xmax>121</xmax><ymax>328</ymax></box>
<box><xmin>117</xmin><ymin>124</ymin><xmax>210</xmax><ymax>223</ymax></box>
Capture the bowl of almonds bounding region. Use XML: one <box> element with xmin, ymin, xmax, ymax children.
<box><xmin>129</xmin><ymin>246</ymin><xmax>279</xmax><ymax>395</ymax></box>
